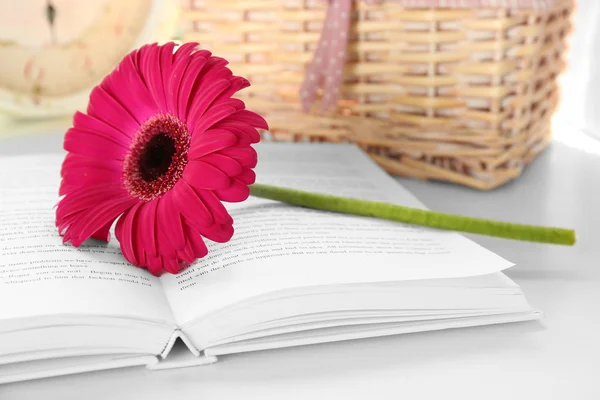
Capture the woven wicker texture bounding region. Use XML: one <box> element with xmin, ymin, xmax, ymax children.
<box><xmin>181</xmin><ymin>0</ymin><xmax>574</xmax><ymax>189</ymax></box>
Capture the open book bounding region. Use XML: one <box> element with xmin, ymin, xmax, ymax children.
<box><xmin>0</xmin><ymin>143</ymin><xmax>540</xmax><ymax>384</ymax></box>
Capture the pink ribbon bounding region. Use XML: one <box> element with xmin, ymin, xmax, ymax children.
<box><xmin>298</xmin><ymin>0</ymin><xmax>556</xmax><ymax>112</ymax></box>
<box><xmin>299</xmin><ymin>0</ymin><xmax>381</xmax><ymax>113</ymax></box>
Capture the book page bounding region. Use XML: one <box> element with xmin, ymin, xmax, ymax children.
<box><xmin>0</xmin><ymin>155</ymin><xmax>174</xmax><ymax>324</ymax></box>
<box><xmin>160</xmin><ymin>143</ymin><xmax>514</xmax><ymax>325</ymax></box>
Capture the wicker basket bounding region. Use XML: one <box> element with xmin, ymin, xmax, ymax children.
<box><xmin>180</xmin><ymin>0</ymin><xmax>574</xmax><ymax>190</ymax></box>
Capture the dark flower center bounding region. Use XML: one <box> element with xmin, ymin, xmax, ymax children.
<box><xmin>123</xmin><ymin>114</ymin><xmax>190</xmax><ymax>201</ymax></box>
<box><xmin>139</xmin><ymin>133</ymin><xmax>176</xmax><ymax>182</ymax></box>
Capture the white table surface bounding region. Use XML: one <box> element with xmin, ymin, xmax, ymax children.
<box><xmin>0</xmin><ymin>123</ymin><xmax>598</xmax><ymax>399</ymax></box>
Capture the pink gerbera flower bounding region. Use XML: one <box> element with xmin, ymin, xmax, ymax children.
<box><xmin>55</xmin><ymin>42</ymin><xmax>268</xmax><ymax>276</ymax></box>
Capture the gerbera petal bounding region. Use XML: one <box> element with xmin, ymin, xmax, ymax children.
<box><xmin>115</xmin><ymin>202</ymin><xmax>143</xmax><ymax>266</ymax></box>
<box><xmin>87</xmin><ymin>86</ymin><xmax>140</xmax><ymax>138</ymax></box>
<box><xmin>59</xmin><ymin>153</ymin><xmax>122</xmax><ymax>196</ymax></box>
<box><xmin>197</xmin><ymin>189</ymin><xmax>232</xmax><ymax>224</ymax></box>
<box><xmin>199</xmin><ymin>57</ymin><xmax>229</xmax><ymax>76</ymax></box>
<box><xmin>64</xmin><ymin>128</ymin><xmax>129</xmax><ymax>160</ymax></box>
<box><xmin>191</xmin><ymin>104</ymin><xmax>238</xmax><ymax>136</ymax></box>
<box><xmin>146</xmin><ymin>255</ymin><xmax>165</xmax><ymax>277</ymax></box>
<box><xmin>73</xmin><ymin>111</ymin><xmax>133</xmax><ymax>142</ymax></box>
<box><xmin>194</xmin><ymin>75</ymin><xmax>251</xmax><ymax>122</ymax></box>
<box><xmin>149</xmin><ymin>195</ymin><xmax>183</xmax><ymax>262</ymax></box>
<box><xmin>133</xmin><ymin>229</ymin><xmax>147</xmax><ymax>271</ymax></box>
<box><xmin>201</xmin><ymin>153</ymin><xmax>242</xmax><ymax>177</ymax></box>
<box><xmin>173</xmin><ymin>42</ymin><xmax>201</xmax><ymax>62</ymax></box>
<box><xmin>218</xmin><ymin>146</ymin><xmax>258</xmax><ymax>168</ymax></box>
<box><xmin>198</xmin><ymin>223</ymin><xmax>234</xmax><ymax>243</ymax></box>
<box><xmin>187</xmin><ymin>58</ymin><xmax>232</xmax><ymax>117</ymax></box>
<box><xmin>56</xmin><ymin>183</ymin><xmax>126</xmax><ymax>223</ymax></box>
<box><xmin>213</xmin><ymin>124</ymin><xmax>264</xmax><ymax>154</ymax></box>
<box><xmin>60</xmin><ymin>165</ymin><xmax>122</xmax><ymax>195</ymax></box>
<box><xmin>186</xmin><ymin>79</ymin><xmax>231</xmax><ymax>127</ymax></box>
<box><xmin>69</xmin><ymin>194</ymin><xmax>137</xmax><ymax>247</ymax></box>
<box><xmin>157</xmin><ymin>191</ymin><xmax>186</xmax><ymax>251</ymax></box>
<box><xmin>213</xmin><ymin>120</ymin><xmax>261</xmax><ymax>144</ymax></box>
<box><xmin>185</xmin><ymin>55</ymin><xmax>230</xmax><ymax>122</ymax></box>
<box><xmin>65</xmin><ymin>126</ymin><xmax>129</xmax><ymax>149</ymax></box>
<box><xmin>235</xmin><ymin>168</ymin><xmax>256</xmax><ymax>185</ymax></box>
<box><xmin>177</xmin><ymin>54</ymin><xmax>211</xmax><ymax>120</ymax></box>
<box><xmin>61</xmin><ymin>153</ymin><xmax>122</xmax><ymax>173</ymax></box>
<box><xmin>156</xmin><ymin>208</ymin><xmax>177</xmax><ymax>259</ymax></box>
<box><xmin>59</xmin><ymin>213</ymin><xmax>80</xmax><ymax>244</ymax></box>
<box><xmin>139</xmin><ymin>43</ymin><xmax>168</xmax><ymax>112</ymax></box>
<box><xmin>102</xmin><ymin>56</ymin><xmax>157</xmax><ymax>125</ymax></box>
<box><xmin>126</xmin><ymin>47</ymin><xmax>141</xmax><ymax>70</ymax></box>
<box><xmin>170</xmin><ymin>47</ymin><xmax>213</xmax><ymax>117</ymax></box>
<box><xmin>227</xmin><ymin>98</ymin><xmax>246</xmax><ymax>111</ymax></box>
<box><xmin>167</xmin><ymin>55</ymin><xmax>192</xmax><ymax>117</ymax></box>
<box><xmin>189</xmin><ymin>67</ymin><xmax>233</xmax><ymax>119</ymax></box>
<box><xmin>100</xmin><ymin>67</ymin><xmax>145</xmax><ymax>125</ymax></box>
<box><xmin>57</xmin><ymin>183</ymin><xmax>79</xmax><ymax>197</ymax></box>
<box><xmin>214</xmin><ymin>76</ymin><xmax>251</xmax><ymax>103</ymax></box>
<box><xmin>91</xmin><ymin>221</ymin><xmax>112</xmax><ymax>243</ymax></box>
<box><xmin>163</xmin><ymin>258</ymin><xmax>181</xmax><ymax>275</ymax></box>
<box><xmin>188</xmin><ymin>130</ymin><xmax>237</xmax><ymax>159</ymax></box>
<box><xmin>159</xmin><ymin>41</ymin><xmax>177</xmax><ymax>93</ymax></box>
<box><xmin>230</xmin><ymin>110</ymin><xmax>269</xmax><ymax>130</ymax></box>
<box><xmin>62</xmin><ymin>163</ymin><xmax>122</xmax><ymax>179</ymax></box>
<box><xmin>229</xmin><ymin>128</ymin><xmax>252</xmax><ymax>147</ymax></box>
<box><xmin>60</xmin><ymin>153</ymin><xmax>123</xmax><ymax>192</ymax></box>
<box><xmin>172</xmin><ymin>180</ymin><xmax>213</xmax><ymax>228</ymax></box>
<box><xmin>138</xmin><ymin>199</ymin><xmax>159</xmax><ymax>257</ymax></box>
<box><xmin>184</xmin><ymin>224</ymin><xmax>209</xmax><ymax>259</ymax></box>
<box><xmin>214</xmin><ymin>178</ymin><xmax>250</xmax><ymax>203</ymax></box>
<box><xmin>187</xmin><ymin>56</ymin><xmax>230</xmax><ymax>102</ymax></box>
<box><xmin>183</xmin><ymin>160</ymin><xmax>231</xmax><ymax>190</ymax></box>
<box><xmin>177</xmin><ymin>239</ymin><xmax>196</xmax><ymax>264</ymax></box>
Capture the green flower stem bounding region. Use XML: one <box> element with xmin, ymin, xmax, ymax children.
<box><xmin>249</xmin><ymin>183</ymin><xmax>576</xmax><ymax>246</ymax></box>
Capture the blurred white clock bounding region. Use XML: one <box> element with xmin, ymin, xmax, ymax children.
<box><xmin>0</xmin><ymin>0</ymin><xmax>178</xmax><ymax>118</ymax></box>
